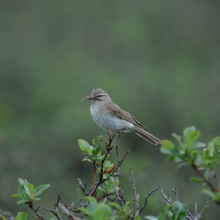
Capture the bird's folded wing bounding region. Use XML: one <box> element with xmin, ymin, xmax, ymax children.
<box><xmin>105</xmin><ymin>102</ymin><xmax>146</xmax><ymax>128</ymax></box>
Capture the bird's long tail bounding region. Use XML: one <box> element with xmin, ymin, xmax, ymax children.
<box><xmin>134</xmin><ymin>126</ymin><xmax>161</xmax><ymax>145</ymax></box>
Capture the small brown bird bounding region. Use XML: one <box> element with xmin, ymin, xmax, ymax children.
<box><xmin>82</xmin><ymin>89</ymin><xmax>161</xmax><ymax>145</ymax></box>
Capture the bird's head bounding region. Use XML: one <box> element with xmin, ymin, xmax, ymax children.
<box><xmin>81</xmin><ymin>88</ymin><xmax>111</xmax><ymax>103</ymax></box>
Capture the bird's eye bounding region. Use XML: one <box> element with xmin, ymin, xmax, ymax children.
<box><xmin>98</xmin><ymin>95</ymin><xmax>102</xmax><ymax>97</ymax></box>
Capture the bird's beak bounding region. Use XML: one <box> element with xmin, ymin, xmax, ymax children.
<box><xmin>81</xmin><ymin>96</ymin><xmax>91</xmax><ymax>103</ymax></box>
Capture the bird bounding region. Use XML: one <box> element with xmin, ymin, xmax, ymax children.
<box><xmin>81</xmin><ymin>89</ymin><xmax>161</xmax><ymax>145</ymax></box>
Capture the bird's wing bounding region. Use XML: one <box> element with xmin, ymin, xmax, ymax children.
<box><xmin>105</xmin><ymin>101</ymin><xmax>146</xmax><ymax>128</ymax></box>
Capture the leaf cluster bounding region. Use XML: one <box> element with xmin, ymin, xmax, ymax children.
<box><xmin>161</xmin><ymin>126</ymin><xmax>220</xmax><ymax>203</ymax></box>
<box><xmin>146</xmin><ymin>201</ymin><xmax>187</xmax><ymax>220</ymax></box>
<box><xmin>0</xmin><ymin>212</ymin><xmax>27</xmax><ymax>220</ymax></box>
<box><xmin>11</xmin><ymin>178</ymin><xmax>50</xmax><ymax>204</ymax></box>
<box><xmin>10</xmin><ymin>132</ymin><xmax>212</xmax><ymax>220</ymax></box>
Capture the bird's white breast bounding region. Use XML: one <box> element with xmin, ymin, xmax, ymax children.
<box><xmin>90</xmin><ymin>102</ymin><xmax>134</xmax><ymax>132</ymax></box>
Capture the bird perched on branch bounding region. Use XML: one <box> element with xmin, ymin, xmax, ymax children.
<box><xmin>81</xmin><ymin>89</ymin><xmax>161</xmax><ymax>145</ymax></box>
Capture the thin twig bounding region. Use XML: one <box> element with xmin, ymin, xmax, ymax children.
<box><xmin>172</xmin><ymin>186</ymin><xmax>178</xmax><ymax>201</ymax></box>
<box><xmin>77</xmin><ymin>178</ymin><xmax>89</xmax><ymax>196</ymax></box>
<box><xmin>160</xmin><ymin>189</ymin><xmax>172</xmax><ymax>204</ymax></box>
<box><xmin>195</xmin><ymin>200</ymin><xmax>197</xmax><ymax>216</ymax></box>
<box><xmin>130</xmin><ymin>168</ymin><xmax>139</xmax><ymax>216</ymax></box>
<box><xmin>39</xmin><ymin>193</ymin><xmax>62</xmax><ymax>220</ymax></box>
<box><xmin>198</xmin><ymin>197</ymin><xmax>211</xmax><ymax>218</ymax></box>
<box><xmin>99</xmin><ymin>153</ymin><xmax>108</xmax><ymax>182</ymax></box>
<box><xmin>110</xmin><ymin>151</ymin><xmax>129</xmax><ymax>177</ymax></box>
<box><xmin>139</xmin><ymin>186</ymin><xmax>160</xmax><ymax>215</ymax></box>
<box><xmin>59</xmin><ymin>203</ymin><xmax>80</xmax><ymax>220</ymax></box>
<box><xmin>116</xmin><ymin>146</ymin><xmax>120</xmax><ymax>162</ymax></box>
<box><xmin>62</xmin><ymin>201</ymin><xmax>80</xmax><ymax>213</ymax></box>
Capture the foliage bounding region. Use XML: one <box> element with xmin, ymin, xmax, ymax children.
<box><xmin>9</xmin><ymin>132</ymin><xmax>212</xmax><ymax>219</ymax></box>
<box><xmin>80</xmin><ymin>197</ymin><xmax>111</xmax><ymax>220</ymax></box>
<box><xmin>11</xmin><ymin>178</ymin><xmax>50</xmax><ymax>205</ymax></box>
<box><xmin>145</xmin><ymin>201</ymin><xmax>187</xmax><ymax>220</ymax></box>
<box><xmin>161</xmin><ymin>126</ymin><xmax>220</xmax><ymax>204</ymax></box>
<box><xmin>0</xmin><ymin>212</ymin><xmax>27</xmax><ymax>220</ymax></box>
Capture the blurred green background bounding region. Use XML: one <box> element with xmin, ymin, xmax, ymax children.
<box><xmin>0</xmin><ymin>1</ymin><xmax>220</xmax><ymax>219</ymax></box>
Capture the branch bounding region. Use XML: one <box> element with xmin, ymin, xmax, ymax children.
<box><xmin>160</xmin><ymin>189</ymin><xmax>172</xmax><ymax>204</ymax></box>
<box><xmin>109</xmin><ymin>151</ymin><xmax>129</xmax><ymax>177</ymax></box>
<box><xmin>160</xmin><ymin>188</ymin><xmax>211</xmax><ymax>220</ymax></box>
<box><xmin>191</xmin><ymin>163</ymin><xmax>218</xmax><ymax>193</ymax></box>
<box><xmin>59</xmin><ymin>203</ymin><xmax>79</xmax><ymax>220</ymax></box>
<box><xmin>194</xmin><ymin>197</ymin><xmax>211</xmax><ymax>220</ymax></box>
<box><xmin>130</xmin><ymin>168</ymin><xmax>139</xmax><ymax>216</ymax></box>
<box><xmin>62</xmin><ymin>202</ymin><xmax>80</xmax><ymax>214</ymax></box>
<box><xmin>39</xmin><ymin>193</ymin><xmax>62</xmax><ymax>220</ymax></box>
<box><xmin>139</xmin><ymin>186</ymin><xmax>160</xmax><ymax>215</ymax></box>
<box><xmin>172</xmin><ymin>186</ymin><xmax>178</xmax><ymax>201</ymax></box>
<box><xmin>90</xmin><ymin>150</ymin><xmax>129</xmax><ymax>197</ymax></box>
<box><xmin>28</xmin><ymin>201</ymin><xmax>46</xmax><ymax>220</ymax></box>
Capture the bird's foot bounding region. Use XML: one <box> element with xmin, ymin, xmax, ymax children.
<box><xmin>108</xmin><ymin>130</ymin><xmax>113</xmax><ymax>136</ymax></box>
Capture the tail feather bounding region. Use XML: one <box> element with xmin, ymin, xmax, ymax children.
<box><xmin>134</xmin><ymin>126</ymin><xmax>161</xmax><ymax>145</ymax></box>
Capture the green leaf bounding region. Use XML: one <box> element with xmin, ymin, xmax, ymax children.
<box><xmin>18</xmin><ymin>179</ymin><xmax>30</xmax><ymax>196</ymax></box>
<box><xmin>183</xmin><ymin>126</ymin><xmax>195</xmax><ymax>138</ymax></box>
<box><xmin>85</xmin><ymin>196</ymin><xmax>97</xmax><ymax>205</ymax></box>
<box><xmin>93</xmin><ymin>203</ymin><xmax>112</xmax><ymax>220</ymax></box>
<box><xmin>95</xmin><ymin>145</ymin><xmax>102</xmax><ymax>155</ymax></box>
<box><xmin>172</xmin><ymin>133</ymin><xmax>183</xmax><ymax>148</ymax></box>
<box><xmin>213</xmin><ymin>192</ymin><xmax>220</xmax><ymax>202</ymax></box>
<box><xmin>176</xmin><ymin>162</ymin><xmax>187</xmax><ymax>169</ymax></box>
<box><xmin>82</xmin><ymin>156</ymin><xmax>93</xmax><ymax>162</ymax></box>
<box><xmin>18</xmin><ymin>185</ymin><xmax>26</xmax><ymax>198</ymax></box>
<box><xmin>92</xmin><ymin>136</ymin><xmax>102</xmax><ymax>154</ymax></box>
<box><xmin>190</xmin><ymin>177</ymin><xmax>204</xmax><ymax>183</ymax></box>
<box><xmin>0</xmin><ymin>215</ymin><xmax>8</xmax><ymax>220</ymax></box>
<box><xmin>17</xmin><ymin>198</ymin><xmax>30</xmax><ymax>204</ymax></box>
<box><xmin>118</xmin><ymin>210</ymin><xmax>126</xmax><ymax>217</ymax></box>
<box><xmin>158</xmin><ymin>204</ymin><xmax>171</xmax><ymax>220</ymax></box>
<box><xmin>186</xmin><ymin>131</ymin><xmax>201</xmax><ymax>146</ymax></box>
<box><xmin>109</xmin><ymin>202</ymin><xmax>122</xmax><ymax>211</ymax></box>
<box><xmin>33</xmin><ymin>184</ymin><xmax>50</xmax><ymax>196</ymax></box>
<box><xmin>18</xmin><ymin>178</ymin><xmax>25</xmax><ymax>185</ymax></box>
<box><xmin>170</xmin><ymin>201</ymin><xmax>187</xmax><ymax>220</ymax></box>
<box><xmin>15</xmin><ymin>212</ymin><xmax>27</xmax><ymax>220</ymax></box>
<box><xmin>201</xmin><ymin>189</ymin><xmax>216</xmax><ymax>198</ymax></box>
<box><xmin>78</xmin><ymin>140</ymin><xmax>92</xmax><ymax>153</ymax></box>
<box><xmin>170</xmin><ymin>149</ymin><xmax>184</xmax><ymax>159</ymax></box>
<box><xmin>24</xmin><ymin>180</ymin><xmax>34</xmax><ymax>195</ymax></box>
<box><xmin>92</xmin><ymin>148</ymin><xmax>97</xmax><ymax>159</ymax></box>
<box><xmin>104</xmin><ymin>160</ymin><xmax>112</xmax><ymax>169</ymax></box>
<box><xmin>203</xmin><ymin>156</ymin><xmax>216</xmax><ymax>161</ymax></box>
<box><xmin>166</xmin><ymin>155</ymin><xmax>175</xmax><ymax>162</ymax></box>
<box><xmin>32</xmin><ymin>197</ymin><xmax>40</xmax><ymax>201</ymax></box>
<box><xmin>160</xmin><ymin>147</ymin><xmax>171</xmax><ymax>155</ymax></box>
<box><xmin>162</xmin><ymin>140</ymin><xmax>175</xmax><ymax>150</ymax></box>
<box><xmin>190</xmin><ymin>142</ymin><xmax>206</xmax><ymax>149</ymax></box>
<box><xmin>86</xmin><ymin>203</ymin><xmax>98</xmax><ymax>216</ymax></box>
<box><xmin>124</xmin><ymin>200</ymin><xmax>134</xmax><ymax>213</ymax></box>
<box><xmin>11</xmin><ymin>194</ymin><xmax>24</xmax><ymax>198</ymax></box>
<box><xmin>145</xmin><ymin>216</ymin><xmax>158</xmax><ymax>220</ymax></box>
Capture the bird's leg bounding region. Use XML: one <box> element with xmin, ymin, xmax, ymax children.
<box><xmin>112</xmin><ymin>132</ymin><xmax>121</xmax><ymax>146</ymax></box>
<box><xmin>106</xmin><ymin>130</ymin><xmax>114</xmax><ymax>148</ymax></box>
